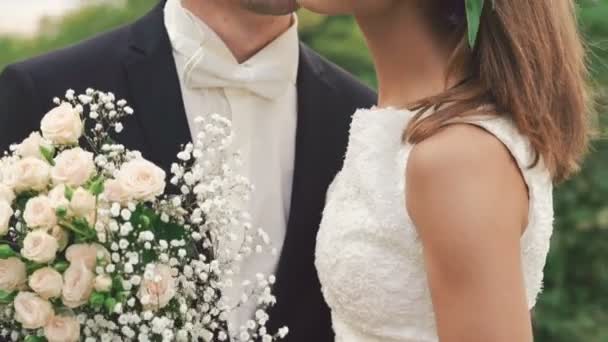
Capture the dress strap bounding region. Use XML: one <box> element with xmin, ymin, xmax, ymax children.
<box><xmin>443</xmin><ymin>115</ymin><xmax>537</xmax><ymax>174</ymax></box>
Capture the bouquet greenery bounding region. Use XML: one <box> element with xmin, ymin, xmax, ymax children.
<box><xmin>0</xmin><ymin>89</ymin><xmax>287</xmax><ymax>342</ymax></box>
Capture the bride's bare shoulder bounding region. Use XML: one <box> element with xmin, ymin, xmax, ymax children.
<box><xmin>405</xmin><ymin>122</ymin><xmax>529</xmax><ymax>233</ymax></box>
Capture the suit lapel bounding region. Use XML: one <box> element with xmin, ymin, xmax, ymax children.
<box><xmin>123</xmin><ymin>1</ymin><xmax>190</xmax><ymax>172</ymax></box>
<box><xmin>268</xmin><ymin>45</ymin><xmax>350</xmax><ymax>338</ymax></box>
<box><xmin>123</xmin><ymin>6</ymin><xmax>348</xmax><ymax>338</ymax></box>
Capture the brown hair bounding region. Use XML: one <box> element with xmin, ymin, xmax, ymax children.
<box><xmin>405</xmin><ymin>0</ymin><xmax>592</xmax><ymax>183</ymax></box>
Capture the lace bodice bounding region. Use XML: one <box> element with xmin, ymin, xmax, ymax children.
<box><xmin>315</xmin><ymin>107</ymin><xmax>554</xmax><ymax>342</ymax></box>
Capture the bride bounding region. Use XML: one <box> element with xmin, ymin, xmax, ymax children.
<box><xmin>299</xmin><ymin>0</ymin><xmax>591</xmax><ymax>341</ymax></box>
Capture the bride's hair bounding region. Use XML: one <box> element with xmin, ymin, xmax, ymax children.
<box><xmin>405</xmin><ymin>0</ymin><xmax>592</xmax><ymax>183</ymax></box>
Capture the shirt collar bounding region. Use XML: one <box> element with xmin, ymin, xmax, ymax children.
<box><xmin>164</xmin><ymin>0</ymin><xmax>300</xmax><ymax>85</ymax></box>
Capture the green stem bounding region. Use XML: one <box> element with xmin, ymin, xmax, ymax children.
<box><xmin>93</xmin><ymin>196</ymin><xmax>99</xmax><ymax>227</ymax></box>
<box><xmin>59</xmin><ymin>222</ymin><xmax>90</xmax><ymax>238</ymax></box>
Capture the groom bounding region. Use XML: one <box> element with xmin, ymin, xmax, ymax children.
<box><xmin>0</xmin><ymin>0</ymin><xmax>375</xmax><ymax>341</ymax></box>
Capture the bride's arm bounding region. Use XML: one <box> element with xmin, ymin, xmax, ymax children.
<box><xmin>405</xmin><ymin>124</ymin><xmax>533</xmax><ymax>342</ymax></box>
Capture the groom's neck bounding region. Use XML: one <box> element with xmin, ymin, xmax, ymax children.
<box><xmin>183</xmin><ymin>0</ymin><xmax>293</xmax><ymax>63</ymax></box>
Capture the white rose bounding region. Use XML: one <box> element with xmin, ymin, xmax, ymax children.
<box><xmin>101</xmin><ymin>179</ymin><xmax>129</xmax><ymax>204</ymax></box>
<box><xmin>50</xmin><ymin>226</ymin><xmax>70</xmax><ymax>251</ymax></box>
<box><xmin>14</xmin><ymin>292</ymin><xmax>54</xmax><ymax>329</ymax></box>
<box><xmin>0</xmin><ymin>160</ymin><xmax>9</xmax><ymax>184</ymax></box>
<box><xmin>29</xmin><ymin>267</ymin><xmax>63</xmax><ymax>300</ymax></box>
<box><xmin>94</xmin><ymin>274</ymin><xmax>112</xmax><ymax>292</ymax></box>
<box><xmin>62</xmin><ymin>261</ymin><xmax>95</xmax><ymax>308</ymax></box>
<box><xmin>24</xmin><ymin>195</ymin><xmax>57</xmax><ymax>229</ymax></box>
<box><xmin>0</xmin><ymin>184</ymin><xmax>15</xmax><ymax>203</ymax></box>
<box><xmin>137</xmin><ymin>264</ymin><xmax>176</xmax><ymax>310</ymax></box>
<box><xmin>51</xmin><ymin>148</ymin><xmax>95</xmax><ymax>187</ymax></box>
<box><xmin>116</xmin><ymin>159</ymin><xmax>166</xmax><ymax>201</ymax></box>
<box><xmin>48</xmin><ymin>184</ymin><xmax>70</xmax><ymax>210</ymax></box>
<box><xmin>40</xmin><ymin>103</ymin><xmax>83</xmax><ymax>145</ymax></box>
<box><xmin>0</xmin><ymin>201</ymin><xmax>13</xmax><ymax>236</ymax></box>
<box><xmin>0</xmin><ymin>257</ymin><xmax>26</xmax><ymax>292</ymax></box>
<box><xmin>44</xmin><ymin>315</ymin><xmax>80</xmax><ymax>342</ymax></box>
<box><xmin>21</xmin><ymin>230</ymin><xmax>59</xmax><ymax>264</ymax></box>
<box><xmin>69</xmin><ymin>187</ymin><xmax>96</xmax><ymax>217</ymax></box>
<box><xmin>16</xmin><ymin>132</ymin><xmax>52</xmax><ymax>160</ymax></box>
<box><xmin>4</xmin><ymin>157</ymin><xmax>50</xmax><ymax>192</ymax></box>
<box><xmin>65</xmin><ymin>243</ymin><xmax>110</xmax><ymax>270</ymax></box>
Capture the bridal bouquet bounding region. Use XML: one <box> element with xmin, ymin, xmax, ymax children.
<box><xmin>0</xmin><ymin>89</ymin><xmax>287</xmax><ymax>342</ymax></box>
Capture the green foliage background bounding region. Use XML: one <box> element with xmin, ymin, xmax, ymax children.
<box><xmin>1</xmin><ymin>0</ymin><xmax>607</xmax><ymax>340</ymax></box>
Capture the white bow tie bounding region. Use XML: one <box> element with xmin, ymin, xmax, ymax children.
<box><xmin>183</xmin><ymin>45</ymin><xmax>292</xmax><ymax>100</ymax></box>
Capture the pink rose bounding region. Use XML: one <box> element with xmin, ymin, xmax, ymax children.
<box><xmin>14</xmin><ymin>292</ymin><xmax>54</xmax><ymax>329</ymax></box>
<box><xmin>0</xmin><ymin>257</ymin><xmax>26</xmax><ymax>292</ymax></box>
<box><xmin>44</xmin><ymin>315</ymin><xmax>80</xmax><ymax>342</ymax></box>
<box><xmin>61</xmin><ymin>261</ymin><xmax>95</xmax><ymax>308</ymax></box>
<box><xmin>51</xmin><ymin>148</ymin><xmax>95</xmax><ymax>187</ymax></box>
<box><xmin>40</xmin><ymin>103</ymin><xmax>83</xmax><ymax>145</ymax></box>
<box><xmin>29</xmin><ymin>267</ymin><xmax>63</xmax><ymax>300</ymax></box>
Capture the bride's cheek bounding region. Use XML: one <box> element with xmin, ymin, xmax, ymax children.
<box><xmin>352</xmin><ymin>0</ymin><xmax>396</xmax><ymax>16</ymax></box>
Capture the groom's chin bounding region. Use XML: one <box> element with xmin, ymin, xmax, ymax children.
<box><xmin>241</xmin><ymin>0</ymin><xmax>300</xmax><ymax>15</ymax></box>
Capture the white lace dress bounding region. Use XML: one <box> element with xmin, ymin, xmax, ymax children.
<box><xmin>315</xmin><ymin>107</ymin><xmax>554</xmax><ymax>342</ymax></box>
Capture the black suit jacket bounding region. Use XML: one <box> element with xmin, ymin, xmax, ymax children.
<box><xmin>0</xmin><ymin>2</ymin><xmax>376</xmax><ymax>341</ymax></box>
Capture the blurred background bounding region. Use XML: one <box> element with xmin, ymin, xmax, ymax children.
<box><xmin>0</xmin><ymin>0</ymin><xmax>607</xmax><ymax>340</ymax></box>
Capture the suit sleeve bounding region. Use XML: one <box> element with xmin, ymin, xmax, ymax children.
<box><xmin>0</xmin><ymin>65</ymin><xmax>42</xmax><ymax>152</ymax></box>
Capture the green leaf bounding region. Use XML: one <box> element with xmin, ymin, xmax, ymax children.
<box><xmin>88</xmin><ymin>176</ymin><xmax>105</xmax><ymax>196</ymax></box>
<box><xmin>104</xmin><ymin>297</ymin><xmax>118</xmax><ymax>313</ymax></box>
<box><xmin>53</xmin><ymin>260</ymin><xmax>69</xmax><ymax>273</ymax></box>
<box><xmin>138</xmin><ymin>215</ymin><xmax>151</xmax><ymax>229</ymax></box>
<box><xmin>89</xmin><ymin>291</ymin><xmax>106</xmax><ymax>309</ymax></box>
<box><xmin>130</xmin><ymin>204</ymin><xmax>156</xmax><ymax>231</ymax></box>
<box><xmin>64</xmin><ymin>185</ymin><xmax>74</xmax><ymax>201</ymax></box>
<box><xmin>0</xmin><ymin>289</ymin><xmax>17</xmax><ymax>304</ymax></box>
<box><xmin>39</xmin><ymin>145</ymin><xmax>56</xmax><ymax>166</ymax></box>
<box><xmin>140</xmin><ymin>249</ymin><xmax>157</xmax><ymax>264</ymax></box>
<box><xmin>115</xmin><ymin>291</ymin><xmax>129</xmax><ymax>303</ymax></box>
<box><xmin>74</xmin><ymin>217</ymin><xmax>96</xmax><ymax>234</ymax></box>
<box><xmin>112</xmin><ymin>276</ymin><xmax>124</xmax><ymax>292</ymax></box>
<box><xmin>52</xmin><ymin>305</ymin><xmax>74</xmax><ymax>316</ymax></box>
<box><xmin>0</xmin><ymin>244</ymin><xmax>17</xmax><ymax>259</ymax></box>
<box><xmin>56</xmin><ymin>206</ymin><xmax>68</xmax><ymax>218</ymax></box>
<box><xmin>15</xmin><ymin>191</ymin><xmax>38</xmax><ymax>210</ymax></box>
<box><xmin>60</xmin><ymin>217</ymin><xmax>96</xmax><ymax>242</ymax></box>
<box><xmin>153</xmin><ymin>222</ymin><xmax>185</xmax><ymax>243</ymax></box>
<box><xmin>24</xmin><ymin>336</ymin><xmax>47</xmax><ymax>342</ymax></box>
<box><xmin>26</xmin><ymin>261</ymin><xmax>46</xmax><ymax>274</ymax></box>
<box><xmin>466</xmin><ymin>0</ymin><xmax>485</xmax><ymax>48</ymax></box>
<box><xmin>131</xmin><ymin>204</ymin><xmax>186</xmax><ymax>242</ymax></box>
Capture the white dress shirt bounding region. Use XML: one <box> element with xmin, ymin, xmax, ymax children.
<box><xmin>164</xmin><ymin>0</ymin><xmax>299</xmax><ymax>331</ymax></box>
